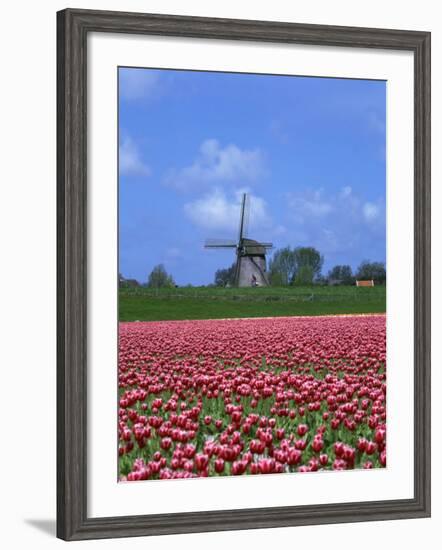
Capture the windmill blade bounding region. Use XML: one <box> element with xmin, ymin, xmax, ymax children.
<box><xmin>204</xmin><ymin>238</ymin><xmax>237</xmax><ymax>249</ymax></box>
<box><xmin>243</xmin><ymin>194</ymin><xmax>250</xmax><ymax>239</ymax></box>
<box><xmin>237</xmin><ymin>193</ymin><xmax>249</xmax><ymax>244</ymax></box>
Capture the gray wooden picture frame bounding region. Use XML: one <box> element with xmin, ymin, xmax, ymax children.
<box><xmin>57</xmin><ymin>8</ymin><xmax>431</xmax><ymax>541</ymax></box>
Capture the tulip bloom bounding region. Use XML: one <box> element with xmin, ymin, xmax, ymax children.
<box><xmin>250</xmin><ymin>439</ymin><xmax>265</xmax><ymax>454</ymax></box>
<box><xmin>319</xmin><ymin>454</ymin><xmax>329</xmax><ymax>466</ymax></box>
<box><xmin>160</xmin><ymin>437</ymin><xmax>172</xmax><ymax>451</ymax></box>
<box><xmin>214</xmin><ymin>458</ymin><xmax>225</xmax><ymax>473</ymax></box>
<box><xmin>287</xmin><ymin>448</ymin><xmax>302</xmax><ymax>466</ymax></box>
<box><xmin>232</xmin><ymin>460</ymin><xmax>248</xmax><ymax>475</ymax></box>
<box><xmin>365</xmin><ymin>441</ymin><xmax>377</xmax><ymax>455</ymax></box>
<box><xmin>295</xmin><ymin>439</ymin><xmax>307</xmax><ymax>451</ymax></box>
<box><xmin>297</xmin><ymin>425</ymin><xmax>308</xmax><ymax>437</ymax></box>
<box><xmin>194</xmin><ymin>453</ymin><xmax>209</xmax><ymax>471</ymax></box>
<box><xmin>312</xmin><ymin>437</ymin><xmax>324</xmax><ymax>453</ymax></box>
<box><xmin>258</xmin><ymin>458</ymin><xmax>276</xmax><ymax>474</ymax></box>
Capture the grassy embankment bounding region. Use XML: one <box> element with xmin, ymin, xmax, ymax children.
<box><xmin>119</xmin><ymin>285</ymin><xmax>386</xmax><ymax>322</ymax></box>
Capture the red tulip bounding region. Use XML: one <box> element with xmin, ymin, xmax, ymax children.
<box><xmin>194</xmin><ymin>453</ymin><xmax>209</xmax><ymax>471</ymax></box>
<box><xmin>312</xmin><ymin>437</ymin><xmax>324</xmax><ymax>453</ymax></box>
<box><xmin>380</xmin><ymin>449</ymin><xmax>387</xmax><ymax>466</ymax></box>
<box><xmin>319</xmin><ymin>454</ymin><xmax>328</xmax><ymax>466</ymax></box>
<box><xmin>258</xmin><ymin>458</ymin><xmax>276</xmax><ymax>474</ymax></box>
<box><xmin>250</xmin><ymin>439</ymin><xmax>265</xmax><ymax>454</ymax></box>
<box><xmin>183</xmin><ymin>444</ymin><xmax>196</xmax><ymax>458</ymax></box>
<box><xmin>295</xmin><ymin>439</ymin><xmax>307</xmax><ymax>451</ymax></box>
<box><xmin>160</xmin><ymin>437</ymin><xmax>172</xmax><ymax>450</ymax></box>
<box><xmin>287</xmin><ymin>448</ymin><xmax>302</xmax><ymax>466</ymax></box>
<box><xmin>343</xmin><ymin>446</ymin><xmax>356</xmax><ymax>464</ymax></box>
<box><xmin>332</xmin><ymin>459</ymin><xmax>347</xmax><ymax>470</ymax></box>
<box><xmin>375</xmin><ymin>427</ymin><xmax>386</xmax><ymax>444</ymax></box>
<box><xmin>232</xmin><ymin>460</ymin><xmax>248</xmax><ymax>475</ymax></box>
<box><xmin>297</xmin><ymin>424</ymin><xmax>308</xmax><ymax>436</ymax></box>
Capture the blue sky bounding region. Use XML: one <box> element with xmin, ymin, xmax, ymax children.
<box><xmin>119</xmin><ymin>67</ymin><xmax>386</xmax><ymax>286</ymax></box>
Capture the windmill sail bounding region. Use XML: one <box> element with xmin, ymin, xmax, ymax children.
<box><xmin>237</xmin><ymin>193</ymin><xmax>247</xmax><ymax>244</ymax></box>
<box><xmin>204</xmin><ymin>239</ymin><xmax>237</xmax><ymax>248</ymax></box>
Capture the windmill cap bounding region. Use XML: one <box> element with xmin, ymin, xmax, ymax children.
<box><xmin>241</xmin><ymin>238</ymin><xmax>269</xmax><ymax>256</ymax></box>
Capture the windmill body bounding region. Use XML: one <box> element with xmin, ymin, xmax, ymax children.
<box><xmin>204</xmin><ymin>194</ymin><xmax>273</xmax><ymax>287</ymax></box>
<box><xmin>236</xmin><ymin>238</ymin><xmax>269</xmax><ymax>287</ymax></box>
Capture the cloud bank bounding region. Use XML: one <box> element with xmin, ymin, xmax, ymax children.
<box><xmin>165</xmin><ymin>139</ymin><xmax>266</xmax><ymax>191</ymax></box>
<box><xmin>119</xmin><ymin>69</ymin><xmax>160</xmax><ymax>101</ymax></box>
<box><xmin>119</xmin><ymin>136</ymin><xmax>151</xmax><ymax>177</ymax></box>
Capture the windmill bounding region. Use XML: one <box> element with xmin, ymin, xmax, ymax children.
<box><xmin>204</xmin><ymin>193</ymin><xmax>273</xmax><ymax>287</ymax></box>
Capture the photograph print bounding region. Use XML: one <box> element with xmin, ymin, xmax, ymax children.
<box><xmin>118</xmin><ymin>67</ymin><xmax>386</xmax><ymax>482</ymax></box>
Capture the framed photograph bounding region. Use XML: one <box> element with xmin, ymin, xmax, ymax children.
<box><xmin>57</xmin><ymin>8</ymin><xmax>431</xmax><ymax>541</ymax></box>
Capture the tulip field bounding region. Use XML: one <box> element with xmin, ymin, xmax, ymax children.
<box><xmin>118</xmin><ymin>314</ymin><xmax>386</xmax><ymax>481</ymax></box>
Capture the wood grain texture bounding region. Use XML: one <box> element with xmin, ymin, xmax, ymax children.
<box><xmin>56</xmin><ymin>8</ymin><xmax>431</xmax><ymax>541</ymax></box>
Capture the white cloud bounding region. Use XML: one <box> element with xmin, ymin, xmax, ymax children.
<box><xmin>184</xmin><ymin>188</ymin><xmax>270</xmax><ymax>233</ymax></box>
<box><xmin>165</xmin><ymin>139</ymin><xmax>265</xmax><ymax>191</ymax></box>
<box><xmin>281</xmin><ymin>186</ymin><xmax>385</xmax><ymax>263</ymax></box>
<box><xmin>119</xmin><ymin>136</ymin><xmax>151</xmax><ymax>177</ymax></box>
<box><xmin>363</xmin><ymin>202</ymin><xmax>380</xmax><ymax>221</ymax></box>
<box><xmin>288</xmin><ymin>188</ymin><xmax>333</xmax><ymax>221</ymax></box>
<box><xmin>286</xmin><ymin>186</ymin><xmax>384</xmax><ymax>230</ymax></box>
<box><xmin>119</xmin><ymin>69</ymin><xmax>159</xmax><ymax>101</ymax></box>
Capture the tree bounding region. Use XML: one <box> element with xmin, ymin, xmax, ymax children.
<box><xmin>292</xmin><ymin>246</ymin><xmax>324</xmax><ymax>282</ymax></box>
<box><xmin>147</xmin><ymin>264</ymin><xmax>175</xmax><ymax>288</ymax></box>
<box><xmin>268</xmin><ymin>246</ymin><xmax>297</xmax><ymax>286</ymax></box>
<box><xmin>269</xmin><ymin>246</ymin><xmax>324</xmax><ymax>286</ymax></box>
<box><xmin>294</xmin><ymin>264</ymin><xmax>314</xmax><ymax>285</ymax></box>
<box><xmin>269</xmin><ymin>270</ymin><xmax>285</xmax><ymax>287</ymax></box>
<box><xmin>356</xmin><ymin>260</ymin><xmax>386</xmax><ymax>284</ymax></box>
<box><xmin>315</xmin><ymin>274</ymin><xmax>329</xmax><ymax>286</ymax></box>
<box><xmin>214</xmin><ymin>263</ymin><xmax>236</xmax><ymax>287</ymax></box>
<box><xmin>327</xmin><ymin>264</ymin><xmax>354</xmax><ymax>285</ymax></box>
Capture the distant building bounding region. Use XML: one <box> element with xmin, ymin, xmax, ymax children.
<box><xmin>356</xmin><ymin>280</ymin><xmax>375</xmax><ymax>287</ymax></box>
<box><xmin>119</xmin><ymin>274</ymin><xmax>140</xmax><ymax>288</ymax></box>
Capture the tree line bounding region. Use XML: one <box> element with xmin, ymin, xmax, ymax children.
<box><xmin>119</xmin><ymin>249</ymin><xmax>386</xmax><ymax>289</ymax></box>
<box><xmin>215</xmin><ymin>246</ymin><xmax>386</xmax><ymax>287</ymax></box>
<box><xmin>119</xmin><ymin>264</ymin><xmax>176</xmax><ymax>289</ymax></box>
